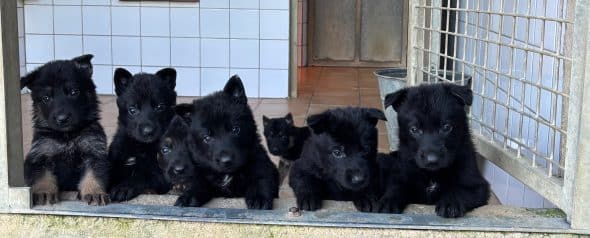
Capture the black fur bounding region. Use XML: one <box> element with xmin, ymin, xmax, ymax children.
<box><xmin>378</xmin><ymin>81</ymin><xmax>490</xmax><ymax>218</ymax></box>
<box><xmin>262</xmin><ymin>113</ymin><xmax>311</xmax><ymax>184</ymax></box>
<box><xmin>108</xmin><ymin>67</ymin><xmax>177</xmax><ymax>202</ymax></box>
<box><xmin>157</xmin><ymin>116</ymin><xmax>198</xmax><ymax>187</ymax></box>
<box><xmin>288</xmin><ymin>107</ymin><xmax>386</xmax><ymax>212</ymax></box>
<box><xmin>172</xmin><ymin>75</ymin><xmax>279</xmax><ymax>209</ymax></box>
<box><xmin>22</xmin><ymin>54</ymin><xmax>110</xmax><ymax>205</ymax></box>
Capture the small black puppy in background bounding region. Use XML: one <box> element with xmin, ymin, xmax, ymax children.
<box><xmin>157</xmin><ymin>116</ymin><xmax>197</xmax><ymax>194</ymax></box>
<box><xmin>172</xmin><ymin>76</ymin><xmax>279</xmax><ymax>209</ymax></box>
<box><xmin>263</xmin><ymin>113</ymin><xmax>310</xmax><ymax>184</ymax></box>
<box><xmin>108</xmin><ymin>67</ymin><xmax>177</xmax><ymax>202</ymax></box>
<box><xmin>378</xmin><ymin>80</ymin><xmax>490</xmax><ymax>218</ymax></box>
<box><xmin>289</xmin><ymin>107</ymin><xmax>386</xmax><ymax>212</ymax></box>
<box><xmin>21</xmin><ymin>54</ymin><xmax>110</xmax><ymax>205</ymax></box>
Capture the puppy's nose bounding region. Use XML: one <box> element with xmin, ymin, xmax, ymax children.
<box><xmin>141</xmin><ymin>126</ymin><xmax>154</xmax><ymax>136</ymax></box>
<box><xmin>55</xmin><ymin>114</ymin><xmax>71</xmax><ymax>125</ymax></box>
<box><xmin>426</xmin><ymin>154</ymin><xmax>438</xmax><ymax>163</ymax></box>
<box><xmin>350</xmin><ymin>174</ymin><xmax>365</xmax><ymax>184</ymax></box>
<box><xmin>173</xmin><ymin>166</ymin><xmax>185</xmax><ymax>175</ymax></box>
<box><xmin>271</xmin><ymin>147</ymin><xmax>279</xmax><ymax>152</ymax></box>
<box><xmin>219</xmin><ymin>155</ymin><xmax>232</xmax><ymax>165</ymax></box>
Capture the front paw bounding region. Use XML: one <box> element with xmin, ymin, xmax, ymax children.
<box><xmin>436</xmin><ymin>197</ymin><xmax>466</xmax><ymax>218</ymax></box>
<box><xmin>80</xmin><ymin>192</ymin><xmax>110</xmax><ymax>206</ymax></box>
<box><xmin>174</xmin><ymin>193</ymin><xmax>206</xmax><ymax>207</ymax></box>
<box><xmin>109</xmin><ymin>184</ymin><xmax>141</xmax><ymax>202</ymax></box>
<box><xmin>32</xmin><ymin>191</ymin><xmax>59</xmax><ymax>205</ymax></box>
<box><xmin>377</xmin><ymin>197</ymin><xmax>405</xmax><ymax>214</ymax></box>
<box><xmin>353</xmin><ymin>196</ymin><xmax>379</xmax><ymax>212</ymax></box>
<box><xmin>296</xmin><ymin>194</ymin><xmax>322</xmax><ymax>211</ymax></box>
<box><xmin>246</xmin><ymin>196</ymin><xmax>273</xmax><ymax>210</ymax></box>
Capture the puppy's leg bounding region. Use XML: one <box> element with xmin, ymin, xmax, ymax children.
<box><xmin>174</xmin><ymin>176</ymin><xmax>214</xmax><ymax>207</ymax></box>
<box><xmin>244</xmin><ymin>152</ymin><xmax>279</xmax><ymax>210</ymax></box>
<box><xmin>377</xmin><ymin>183</ymin><xmax>408</xmax><ymax>214</ymax></box>
<box><xmin>78</xmin><ymin>167</ymin><xmax>110</xmax><ymax>205</ymax></box>
<box><xmin>435</xmin><ymin>183</ymin><xmax>489</xmax><ymax>218</ymax></box>
<box><xmin>277</xmin><ymin>159</ymin><xmax>292</xmax><ymax>185</ymax></box>
<box><xmin>288</xmin><ymin>163</ymin><xmax>323</xmax><ymax>211</ymax></box>
<box><xmin>30</xmin><ymin>169</ymin><xmax>59</xmax><ymax>205</ymax></box>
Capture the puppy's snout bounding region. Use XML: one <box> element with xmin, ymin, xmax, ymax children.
<box><xmin>350</xmin><ymin>174</ymin><xmax>365</xmax><ymax>184</ymax></box>
<box><xmin>141</xmin><ymin>126</ymin><xmax>154</xmax><ymax>136</ymax></box>
<box><xmin>426</xmin><ymin>154</ymin><xmax>438</xmax><ymax>163</ymax></box>
<box><xmin>218</xmin><ymin>155</ymin><xmax>233</xmax><ymax>165</ymax></box>
<box><xmin>271</xmin><ymin>147</ymin><xmax>279</xmax><ymax>153</ymax></box>
<box><xmin>55</xmin><ymin>113</ymin><xmax>71</xmax><ymax>125</ymax></box>
<box><xmin>172</xmin><ymin>165</ymin><xmax>185</xmax><ymax>175</ymax></box>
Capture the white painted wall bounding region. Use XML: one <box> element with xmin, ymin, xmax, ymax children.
<box><xmin>20</xmin><ymin>0</ymin><xmax>290</xmax><ymax>98</ymax></box>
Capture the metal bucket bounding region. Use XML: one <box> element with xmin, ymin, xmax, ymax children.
<box><xmin>374</xmin><ymin>68</ymin><xmax>407</xmax><ymax>152</ymax></box>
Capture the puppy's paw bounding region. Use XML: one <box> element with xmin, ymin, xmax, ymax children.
<box><xmin>109</xmin><ymin>183</ymin><xmax>141</xmax><ymax>202</ymax></box>
<box><xmin>79</xmin><ymin>170</ymin><xmax>110</xmax><ymax>205</ymax></box>
<box><xmin>80</xmin><ymin>192</ymin><xmax>110</xmax><ymax>206</ymax></box>
<box><xmin>296</xmin><ymin>195</ymin><xmax>322</xmax><ymax>211</ymax></box>
<box><xmin>353</xmin><ymin>196</ymin><xmax>379</xmax><ymax>213</ymax></box>
<box><xmin>245</xmin><ymin>197</ymin><xmax>273</xmax><ymax>210</ymax></box>
<box><xmin>377</xmin><ymin>197</ymin><xmax>405</xmax><ymax>214</ymax></box>
<box><xmin>32</xmin><ymin>191</ymin><xmax>59</xmax><ymax>205</ymax></box>
<box><xmin>174</xmin><ymin>193</ymin><xmax>204</xmax><ymax>207</ymax></box>
<box><xmin>31</xmin><ymin>170</ymin><xmax>59</xmax><ymax>205</ymax></box>
<box><xmin>435</xmin><ymin>197</ymin><xmax>466</xmax><ymax>218</ymax></box>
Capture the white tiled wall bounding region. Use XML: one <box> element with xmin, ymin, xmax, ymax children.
<box><xmin>21</xmin><ymin>0</ymin><xmax>290</xmax><ymax>98</ymax></box>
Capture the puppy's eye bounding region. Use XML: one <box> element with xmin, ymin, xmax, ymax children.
<box><xmin>160</xmin><ymin>146</ymin><xmax>171</xmax><ymax>155</ymax></box>
<box><xmin>410</xmin><ymin>126</ymin><xmax>422</xmax><ymax>135</ymax></box>
<box><xmin>155</xmin><ymin>103</ymin><xmax>166</xmax><ymax>112</ymax></box>
<box><xmin>128</xmin><ymin>106</ymin><xmax>139</xmax><ymax>116</ymax></box>
<box><xmin>441</xmin><ymin>123</ymin><xmax>453</xmax><ymax>133</ymax></box>
<box><xmin>41</xmin><ymin>96</ymin><xmax>51</xmax><ymax>103</ymax></box>
<box><xmin>203</xmin><ymin>135</ymin><xmax>212</xmax><ymax>144</ymax></box>
<box><xmin>69</xmin><ymin>89</ymin><xmax>80</xmax><ymax>96</ymax></box>
<box><xmin>331</xmin><ymin>146</ymin><xmax>346</xmax><ymax>159</ymax></box>
<box><xmin>231</xmin><ymin>126</ymin><xmax>240</xmax><ymax>135</ymax></box>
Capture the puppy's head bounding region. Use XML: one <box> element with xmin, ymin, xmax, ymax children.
<box><xmin>384</xmin><ymin>80</ymin><xmax>473</xmax><ymax>171</ymax></box>
<box><xmin>180</xmin><ymin>75</ymin><xmax>258</xmax><ymax>174</ymax></box>
<box><xmin>307</xmin><ymin>107</ymin><xmax>386</xmax><ymax>191</ymax></box>
<box><xmin>114</xmin><ymin>67</ymin><xmax>177</xmax><ymax>143</ymax></box>
<box><xmin>158</xmin><ymin>116</ymin><xmax>197</xmax><ymax>184</ymax></box>
<box><xmin>21</xmin><ymin>54</ymin><xmax>99</xmax><ymax>132</ymax></box>
<box><xmin>262</xmin><ymin>113</ymin><xmax>294</xmax><ymax>156</ymax></box>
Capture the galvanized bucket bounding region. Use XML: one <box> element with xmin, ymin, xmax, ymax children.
<box><xmin>374</xmin><ymin>68</ymin><xmax>407</xmax><ymax>152</ymax></box>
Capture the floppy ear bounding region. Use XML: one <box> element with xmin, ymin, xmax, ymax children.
<box><xmin>20</xmin><ymin>69</ymin><xmax>39</xmax><ymax>90</ymax></box>
<box><xmin>448</xmin><ymin>78</ymin><xmax>473</xmax><ymax>106</ymax></box>
<box><xmin>71</xmin><ymin>54</ymin><xmax>94</xmax><ymax>77</ymax></box>
<box><xmin>364</xmin><ymin>108</ymin><xmax>387</xmax><ymax>126</ymax></box>
<box><xmin>262</xmin><ymin>115</ymin><xmax>270</xmax><ymax>127</ymax></box>
<box><xmin>223</xmin><ymin>75</ymin><xmax>247</xmax><ymax>104</ymax></box>
<box><xmin>156</xmin><ymin>68</ymin><xmax>177</xmax><ymax>90</ymax></box>
<box><xmin>284</xmin><ymin>113</ymin><xmax>293</xmax><ymax>125</ymax></box>
<box><xmin>384</xmin><ymin>88</ymin><xmax>408</xmax><ymax>112</ymax></box>
<box><xmin>306</xmin><ymin>113</ymin><xmax>328</xmax><ymax>134</ymax></box>
<box><xmin>174</xmin><ymin>103</ymin><xmax>194</xmax><ymax>123</ymax></box>
<box><xmin>114</xmin><ymin>68</ymin><xmax>133</xmax><ymax>96</ymax></box>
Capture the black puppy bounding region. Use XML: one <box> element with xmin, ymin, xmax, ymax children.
<box><xmin>21</xmin><ymin>54</ymin><xmax>110</xmax><ymax>205</ymax></box>
<box><xmin>173</xmin><ymin>75</ymin><xmax>279</xmax><ymax>209</ymax></box>
<box><xmin>108</xmin><ymin>67</ymin><xmax>177</xmax><ymax>202</ymax></box>
<box><xmin>289</xmin><ymin>107</ymin><xmax>386</xmax><ymax>212</ymax></box>
<box><xmin>262</xmin><ymin>113</ymin><xmax>310</xmax><ymax>184</ymax></box>
<box><xmin>157</xmin><ymin>116</ymin><xmax>197</xmax><ymax>193</ymax></box>
<box><xmin>378</xmin><ymin>80</ymin><xmax>490</xmax><ymax>218</ymax></box>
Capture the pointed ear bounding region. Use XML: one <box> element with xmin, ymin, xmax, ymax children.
<box><xmin>284</xmin><ymin>113</ymin><xmax>293</xmax><ymax>125</ymax></box>
<box><xmin>71</xmin><ymin>54</ymin><xmax>94</xmax><ymax>77</ymax></box>
<box><xmin>114</xmin><ymin>68</ymin><xmax>133</xmax><ymax>96</ymax></box>
<box><xmin>223</xmin><ymin>75</ymin><xmax>247</xmax><ymax>104</ymax></box>
<box><xmin>20</xmin><ymin>69</ymin><xmax>39</xmax><ymax>90</ymax></box>
<box><xmin>174</xmin><ymin>103</ymin><xmax>194</xmax><ymax>124</ymax></box>
<box><xmin>168</xmin><ymin>115</ymin><xmax>190</xmax><ymax>131</ymax></box>
<box><xmin>156</xmin><ymin>68</ymin><xmax>177</xmax><ymax>90</ymax></box>
<box><xmin>364</xmin><ymin>108</ymin><xmax>386</xmax><ymax>126</ymax></box>
<box><xmin>384</xmin><ymin>88</ymin><xmax>408</xmax><ymax>112</ymax></box>
<box><xmin>262</xmin><ymin>115</ymin><xmax>270</xmax><ymax>127</ymax></box>
<box><xmin>306</xmin><ymin>113</ymin><xmax>328</xmax><ymax>134</ymax></box>
<box><xmin>448</xmin><ymin>78</ymin><xmax>473</xmax><ymax>106</ymax></box>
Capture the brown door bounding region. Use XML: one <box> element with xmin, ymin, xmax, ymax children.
<box><xmin>308</xmin><ymin>0</ymin><xmax>407</xmax><ymax>67</ymax></box>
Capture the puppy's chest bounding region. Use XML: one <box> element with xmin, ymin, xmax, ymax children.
<box><xmin>207</xmin><ymin>173</ymin><xmax>246</xmax><ymax>195</ymax></box>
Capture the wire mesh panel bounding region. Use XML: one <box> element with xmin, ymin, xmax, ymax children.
<box><xmin>409</xmin><ymin>0</ymin><xmax>574</xmax><ymax>203</ymax></box>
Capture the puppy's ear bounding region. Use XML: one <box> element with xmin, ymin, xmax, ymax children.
<box><xmin>168</xmin><ymin>115</ymin><xmax>190</xmax><ymax>132</ymax></box>
<box><xmin>306</xmin><ymin>113</ymin><xmax>328</xmax><ymax>134</ymax></box>
<box><xmin>223</xmin><ymin>75</ymin><xmax>247</xmax><ymax>104</ymax></box>
<box><xmin>174</xmin><ymin>103</ymin><xmax>194</xmax><ymax>123</ymax></box>
<box><xmin>448</xmin><ymin>78</ymin><xmax>473</xmax><ymax>106</ymax></box>
<box><xmin>384</xmin><ymin>88</ymin><xmax>408</xmax><ymax>112</ymax></box>
<box><xmin>262</xmin><ymin>115</ymin><xmax>270</xmax><ymax>127</ymax></box>
<box><xmin>114</xmin><ymin>68</ymin><xmax>133</xmax><ymax>96</ymax></box>
<box><xmin>364</xmin><ymin>108</ymin><xmax>386</xmax><ymax>126</ymax></box>
<box><xmin>156</xmin><ymin>68</ymin><xmax>177</xmax><ymax>90</ymax></box>
<box><xmin>284</xmin><ymin>113</ymin><xmax>293</xmax><ymax>125</ymax></box>
<box><xmin>71</xmin><ymin>54</ymin><xmax>94</xmax><ymax>77</ymax></box>
<box><xmin>20</xmin><ymin>69</ymin><xmax>39</xmax><ymax>90</ymax></box>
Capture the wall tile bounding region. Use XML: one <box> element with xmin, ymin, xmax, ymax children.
<box><xmin>141</xmin><ymin>7</ymin><xmax>170</xmax><ymax>37</ymax></box>
<box><xmin>141</xmin><ymin>37</ymin><xmax>170</xmax><ymax>66</ymax></box>
<box><xmin>54</xmin><ymin>35</ymin><xmax>83</xmax><ymax>59</ymax></box>
<box><xmin>54</xmin><ymin>0</ymin><xmax>81</xmax><ymax>5</ymax></box>
<box><xmin>24</xmin><ymin>5</ymin><xmax>53</xmax><ymax>34</ymax></box>
<box><xmin>231</xmin><ymin>68</ymin><xmax>259</xmax><ymax>97</ymax></box>
<box><xmin>111</xmin><ymin>6</ymin><xmax>140</xmax><ymax>36</ymax></box>
<box><xmin>201</xmin><ymin>68</ymin><xmax>230</xmax><ymax>95</ymax></box>
<box><xmin>201</xmin><ymin>9</ymin><xmax>229</xmax><ymax>38</ymax></box>
<box><xmin>171</xmin><ymin>7</ymin><xmax>199</xmax><ymax>37</ymax></box>
<box><xmin>175</xmin><ymin>67</ymin><xmax>200</xmax><ymax>96</ymax></box>
<box><xmin>54</xmin><ymin>6</ymin><xmax>82</xmax><ymax>34</ymax></box>
<box><xmin>112</xmin><ymin>36</ymin><xmax>140</xmax><ymax>65</ymax></box>
<box><xmin>260</xmin><ymin>69</ymin><xmax>288</xmax><ymax>98</ymax></box>
<box><xmin>93</xmin><ymin>65</ymin><xmax>113</xmax><ymax>95</ymax></box>
<box><xmin>230</xmin><ymin>39</ymin><xmax>259</xmax><ymax>68</ymax></box>
<box><xmin>230</xmin><ymin>0</ymin><xmax>259</xmax><ymax>9</ymax></box>
<box><xmin>260</xmin><ymin>40</ymin><xmax>288</xmax><ymax>69</ymax></box>
<box><xmin>230</xmin><ymin>9</ymin><xmax>258</xmax><ymax>39</ymax></box>
<box><xmin>82</xmin><ymin>6</ymin><xmax>111</xmax><ymax>35</ymax></box>
<box><xmin>171</xmin><ymin>38</ymin><xmax>199</xmax><ymax>67</ymax></box>
<box><xmin>83</xmin><ymin>0</ymin><xmax>110</xmax><ymax>5</ymax></box>
<box><xmin>25</xmin><ymin>34</ymin><xmax>54</xmax><ymax>63</ymax></box>
<box><xmin>17</xmin><ymin>7</ymin><xmax>24</xmax><ymax>37</ymax></box>
<box><xmin>200</xmin><ymin>0</ymin><xmax>229</xmax><ymax>9</ymax></box>
<box><xmin>201</xmin><ymin>38</ymin><xmax>229</xmax><ymax>68</ymax></box>
<box><xmin>260</xmin><ymin>10</ymin><xmax>289</xmax><ymax>39</ymax></box>
<box><xmin>83</xmin><ymin>35</ymin><xmax>111</xmax><ymax>64</ymax></box>
<box><xmin>260</xmin><ymin>0</ymin><xmax>288</xmax><ymax>10</ymax></box>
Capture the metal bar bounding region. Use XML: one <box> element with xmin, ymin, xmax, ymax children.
<box><xmin>415</xmin><ymin>5</ymin><xmax>573</xmax><ymax>24</ymax></box>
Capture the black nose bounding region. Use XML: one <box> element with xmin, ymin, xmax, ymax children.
<box><xmin>424</xmin><ymin>154</ymin><xmax>438</xmax><ymax>164</ymax></box>
<box><xmin>173</xmin><ymin>166</ymin><xmax>185</xmax><ymax>175</ymax></box>
<box><xmin>350</xmin><ymin>174</ymin><xmax>365</xmax><ymax>184</ymax></box>
<box><xmin>142</xmin><ymin>126</ymin><xmax>154</xmax><ymax>136</ymax></box>
<box><xmin>55</xmin><ymin>114</ymin><xmax>71</xmax><ymax>125</ymax></box>
<box><xmin>219</xmin><ymin>155</ymin><xmax>232</xmax><ymax>165</ymax></box>
<box><xmin>271</xmin><ymin>147</ymin><xmax>279</xmax><ymax>152</ymax></box>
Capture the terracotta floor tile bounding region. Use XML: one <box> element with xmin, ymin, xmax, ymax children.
<box><xmin>360</xmin><ymin>96</ymin><xmax>384</xmax><ymax>109</ymax></box>
<box><xmin>311</xmin><ymin>95</ymin><xmax>360</xmax><ymax>106</ymax></box>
